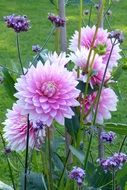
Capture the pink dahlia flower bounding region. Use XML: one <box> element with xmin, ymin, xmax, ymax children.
<box><xmin>69</xmin><ymin>25</ymin><xmax>121</xmax><ymax>70</ymax></box>
<box><xmin>15</xmin><ymin>61</ymin><xmax>80</xmax><ymax>126</ymax></box>
<box><xmin>46</xmin><ymin>52</ymin><xmax>70</xmax><ymax>66</ymax></box>
<box><xmin>3</xmin><ymin>103</ymin><xmax>46</xmax><ymax>152</ymax></box>
<box><xmin>82</xmin><ymin>88</ymin><xmax>118</xmax><ymax>124</ymax></box>
<box><xmin>70</xmin><ymin>48</ymin><xmax>110</xmax><ymax>87</ymax></box>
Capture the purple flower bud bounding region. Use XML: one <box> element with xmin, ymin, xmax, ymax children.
<box><xmin>97</xmin><ymin>152</ymin><xmax>127</xmax><ymax>172</ymax></box>
<box><xmin>100</xmin><ymin>131</ymin><xmax>116</xmax><ymax>143</ymax></box>
<box><xmin>48</xmin><ymin>13</ymin><xmax>65</xmax><ymax>27</ymax></box>
<box><xmin>4</xmin><ymin>14</ymin><xmax>30</xmax><ymax>33</ymax></box>
<box><xmin>108</xmin><ymin>30</ymin><xmax>124</xmax><ymax>44</ymax></box>
<box><xmin>83</xmin><ymin>10</ymin><xmax>89</xmax><ymax>15</ymax></box>
<box><xmin>4</xmin><ymin>146</ymin><xmax>11</xmax><ymax>154</ymax></box>
<box><xmin>32</xmin><ymin>45</ymin><xmax>42</xmax><ymax>53</ymax></box>
<box><xmin>69</xmin><ymin>166</ymin><xmax>85</xmax><ymax>186</ymax></box>
<box><xmin>94</xmin><ymin>3</ymin><xmax>100</xmax><ymax>10</ymax></box>
<box><xmin>107</xmin><ymin>10</ymin><xmax>112</xmax><ymax>16</ymax></box>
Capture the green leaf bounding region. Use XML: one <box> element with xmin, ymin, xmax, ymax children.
<box><xmin>52</xmin><ymin>153</ymin><xmax>64</xmax><ymax>171</ymax></box>
<box><xmin>2</xmin><ymin>68</ymin><xmax>16</xmax><ymax>100</ymax></box>
<box><xmin>105</xmin><ymin>123</ymin><xmax>127</xmax><ymax>135</ymax></box>
<box><xmin>86</xmin><ymin>165</ymin><xmax>112</xmax><ymax>189</ymax></box>
<box><xmin>65</xmin><ymin>108</ymin><xmax>80</xmax><ymax>139</ymax></box>
<box><xmin>20</xmin><ymin>172</ymin><xmax>47</xmax><ymax>190</ymax></box>
<box><xmin>69</xmin><ymin>145</ymin><xmax>85</xmax><ymax>163</ymax></box>
<box><xmin>116</xmin><ymin>164</ymin><xmax>127</xmax><ymax>189</ymax></box>
<box><xmin>49</xmin><ymin>0</ymin><xmax>55</xmax><ymax>5</ymax></box>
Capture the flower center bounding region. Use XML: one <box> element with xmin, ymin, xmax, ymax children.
<box><xmin>41</xmin><ymin>81</ymin><xmax>57</xmax><ymax>97</ymax></box>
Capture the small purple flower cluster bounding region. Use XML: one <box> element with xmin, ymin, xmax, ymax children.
<box><xmin>4</xmin><ymin>14</ymin><xmax>30</xmax><ymax>33</ymax></box>
<box><xmin>69</xmin><ymin>166</ymin><xmax>85</xmax><ymax>186</ymax></box>
<box><xmin>108</xmin><ymin>30</ymin><xmax>124</xmax><ymax>44</ymax></box>
<box><xmin>32</xmin><ymin>45</ymin><xmax>42</xmax><ymax>53</ymax></box>
<box><xmin>48</xmin><ymin>13</ymin><xmax>65</xmax><ymax>27</ymax></box>
<box><xmin>100</xmin><ymin>131</ymin><xmax>116</xmax><ymax>143</ymax></box>
<box><xmin>98</xmin><ymin>153</ymin><xmax>127</xmax><ymax>172</ymax></box>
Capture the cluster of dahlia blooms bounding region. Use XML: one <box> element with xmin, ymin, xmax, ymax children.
<box><xmin>3</xmin><ymin>54</ymin><xmax>80</xmax><ymax>151</ymax></box>
<box><xmin>3</xmin><ymin>25</ymin><xmax>122</xmax><ymax>152</ymax></box>
<box><xmin>69</xmin><ymin>25</ymin><xmax>121</xmax><ymax>124</ymax></box>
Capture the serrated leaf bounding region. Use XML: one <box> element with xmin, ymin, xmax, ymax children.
<box><xmin>69</xmin><ymin>145</ymin><xmax>84</xmax><ymax>163</ymax></box>
<box><xmin>2</xmin><ymin>68</ymin><xmax>16</xmax><ymax>100</ymax></box>
<box><xmin>105</xmin><ymin>123</ymin><xmax>127</xmax><ymax>135</ymax></box>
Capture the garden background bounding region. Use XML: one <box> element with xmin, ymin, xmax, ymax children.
<box><xmin>0</xmin><ymin>0</ymin><xmax>127</xmax><ymax>187</ymax></box>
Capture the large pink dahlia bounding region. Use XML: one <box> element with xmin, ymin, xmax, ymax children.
<box><xmin>70</xmin><ymin>48</ymin><xmax>110</xmax><ymax>87</ymax></box>
<box><xmin>69</xmin><ymin>25</ymin><xmax>121</xmax><ymax>70</ymax></box>
<box><xmin>15</xmin><ymin>61</ymin><xmax>80</xmax><ymax>126</ymax></box>
<box><xmin>3</xmin><ymin>103</ymin><xmax>46</xmax><ymax>152</ymax></box>
<box><xmin>82</xmin><ymin>88</ymin><xmax>118</xmax><ymax>124</ymax></box>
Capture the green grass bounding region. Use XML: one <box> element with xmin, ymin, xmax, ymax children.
<box><xmin>0</xmin><ymin>0</ymin><xmax>127</xmax><ymax>187</ymax></box>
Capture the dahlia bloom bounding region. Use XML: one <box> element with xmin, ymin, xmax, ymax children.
<box><xmin>46</xmin><ymin>52</ymin><xmax>70</xmax><ymax>66</ymax></box>
<box><xmin>82</xmin><ymin>88</ymin><xmax>118</xmax><ymax>124</ymax></box>
<box><xmin>69</xmin><ymin>25</ymin><xmax>121</xmax><ymax>70</ymax></box>
<box><xmin>70</xmin><ymin>48</ymin><xmax>110</xmax><ymax>87</ymax></box>
<box><xmin>3</xmin><ymin>103</ymin><xmax>46</xmax><ymax>152</ymax></box>
<box><xmin>69</xmin><ymin>166</ymin><xmax>85</xmax><ymax>186</ymax></box>
<box><xmin>14</xmin><ymin>60</ymin><xmax>80</xmax><ymax>126</ymax></box>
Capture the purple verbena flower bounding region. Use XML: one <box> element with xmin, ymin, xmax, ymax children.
<box><xmin>4</xmin><ymin>14</ymin><xmax>30</xmax><ymax>33</ymax></box>
<box><xmin>97</xmin><ymin>152</ymin><xmax>127</xmax><ymax>172</ymax></box>
<box><xmin>48</xmin><ymin>13</ymin><xmax>65</xmax><ymax>27</ymax></box>
<box><xmin>108</xmin><ymin>30</ymin><xmax>124</xmax><ymax>44</ymax></box>
<box><xmin>100</xmin><ymin>131</ymin><xmax>116</xmax><ymax>143</ymax></box>
<box><xmin>32</xmin><ymin>45</ymin><xmax>42</xmax><ymax>53</ymax></box>
<box><xmin>69</xmin><ymin>166</ymin><xmax>85</xmax><ymax>186</ymax></box>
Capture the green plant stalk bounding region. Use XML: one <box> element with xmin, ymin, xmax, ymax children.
<box><xmin>77</xmin><ymin>52</ymin><xmax>96</xmax><ymax>147</ymax></box>
<box><xmin>112</xmin><ymin>167</ymin><xmax>115</xmax><ymax>190</ymax></box>
<box><xmin>16</xmin><ymin>33</ymin><xmax>24</xmax><ymax>75</ymax></box>
<box><xmin>0</xmin><ymin>132</ymin><xmax>16</xmax><ymax>190</ymax></box>
<box><xmin>47</xmin><ymin>128</ymin><xmax>53</xmax><ymax>190</ymax></box>
<box><xmin>24</xmin><ymin>114</ymin><xmax>30</xmax><ymax>190</ymax></box>
<box><xmin>77</xmin><ymin>0</ymin><xmax>83</xmax><ymax>78</ymax></box>
<box><xmin>31</xmin><ymin>25</ymin><xmax>56</xmax><ymax>67</ymax></box>
<box><xmin>88</xmin><ymin>4</ymin><xmax>92</xmax><ymax>26</ymax></box>
<box><xmin>85</xmin><ymin>0</ymin><xmax>105</xmax><ymax>70</ymax></box>
<box><xmin>119</xmin><ymin>135</ymin><xmax>127</xmax><ymax>153</ymax></box>
<box><xmin>84</xmin><ymin>38</ymin><xmax>116</xmax><ymax>170</ymax></box>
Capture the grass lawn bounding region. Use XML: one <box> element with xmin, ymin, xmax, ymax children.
<box><xmin>0</xmin><ymin>0</ymin><xmax>127</xmax><ymax>187</ymax></box>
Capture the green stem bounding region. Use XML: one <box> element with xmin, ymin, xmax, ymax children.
<box><xmin>58</xmin><ymin>150</ymin><xmax>70</xmax><ymax>189</ymax></box>
<box><xmin>0</xmin><ymin>64</ymin><xmax>20</xmax><ymax>75</ymax></box>
<box><xmin>24</xmin><ymin>114</ymin><xmax>30</xmax><ymax>190</ymax></box>
<box><xmin>112</xmin><ymin>168</ymin><xmax>115</xmax><ymax>190</ymax></box>
<box><xmin>84</xmin><ymin>19</ymin><xmax>115</xmax><ymax>171</ymax></box>
<box><xmin>119</xmin><ymin>135</ymin><xmax>127</xmax><ymax>153</ymax></box>
<box><xmin>16</xmin><ymin>33</ymin><xmax>24</xmax><ymax>75</ymax></box>
<box><xmin>47</xmin><ymin>128</ymin><xmax>53</xmax><ymax>190</ymax></box>
<box><xmin>31</xmin><ymin>26</ymin><xmax>56</xmax><ymax>66</ymax></box>
<box><xmin>84</xmin><ymin>133</ymin><xmax>92</xmax><ymax>169</ymax></box>
<box><xmin>0</xmin><ymin>132</ymin><xmax>16</xmax><ymax>190</ymax></box>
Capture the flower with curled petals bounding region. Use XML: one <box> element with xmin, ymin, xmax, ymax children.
<box><xmin>69</xmin><ymin>25</ymin><xmax>121</xmax><ymax>70</ymax></box>
<box><xmin>14</xmin><ymin>60</ymin><xmax>80</xmax><ymax>126</ymax></box>
<box><xmin>46</xmin><ymin>51</ymin><xmax>70</xmax><ymax>66</ymax></box>
<box><xmin>82</xmin><ymin>88</ymin><xmax>118</xmax><ymax>124</ymax></box>
<box><xmin>70</xmin><ymin>48</ymin><xmax>110</xmax><ymax>87</ymax></box>
<box><xmin>3</xmin><ymin>103</ymin><xmax>46</xmax><ymax>152</ymax></box>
